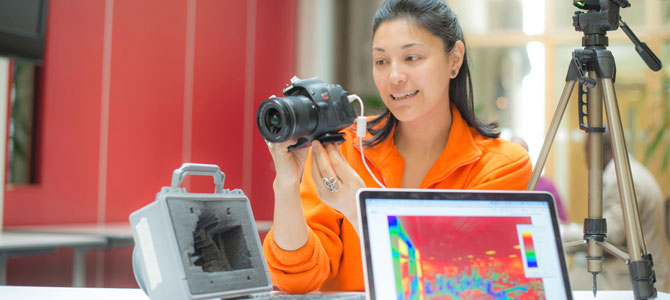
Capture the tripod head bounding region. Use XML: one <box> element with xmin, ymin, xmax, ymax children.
<box><xmin>572</xmin><ymin>0</ymin><xmax>628</xmax><ymax>37</ymax></box>
<box><xmin>572</xmin><ymin>0</ymin><xmax>662</xmax><ymax>71</ymax></box>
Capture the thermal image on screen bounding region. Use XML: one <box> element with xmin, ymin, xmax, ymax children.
<box><xmin>388</xmin><ymin>215</ymin><xmax>545</xmax><ymax>300</ymax></box>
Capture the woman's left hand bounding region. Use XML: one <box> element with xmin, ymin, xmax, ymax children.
<box><xmin>310</xmin><ymin>140</ymin><xmax>365</xmax><ymax>231</ymax></box>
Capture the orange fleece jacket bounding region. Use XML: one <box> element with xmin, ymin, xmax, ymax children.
<box><xmin>262</xmin><ymin>107</ymin><xmax>532</xmax><ymax>293</ymax></box>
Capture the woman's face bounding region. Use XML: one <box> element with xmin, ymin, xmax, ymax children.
<box><xmin>372</xmin><ymin>18</ymin><xmax>458</xmax><ymax>123</ymax></box>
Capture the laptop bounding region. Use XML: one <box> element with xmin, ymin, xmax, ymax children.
<box><xmin>356</xmin><ymin>188</ymin><xmax>572</xmax><ymax>300</ymax></box>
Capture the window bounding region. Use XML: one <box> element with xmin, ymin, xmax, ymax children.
<box><xmin>7</xmin><ymin>59</ymin><xmax>41</xmax><ymax>184</ymax></box>
<box><xmin>449</xmin><ymin>0</ymin><xmax>670</xmax><ymax>221</ymax></box>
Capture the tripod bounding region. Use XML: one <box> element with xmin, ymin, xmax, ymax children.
<box><xmin>527</xmin><ymin>1</ymin><xmax>662</xmax><ymax>299</ymax></box>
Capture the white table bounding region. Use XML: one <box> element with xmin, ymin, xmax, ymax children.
<box><xmin>6</xmin><ymin>223</ymin><xmax>135</xmax><ymax>247</ymax></box>
<box><xmin>574</xmin><ymin>290</ymin><xmax>670</xmax><ymax>299</ymax></box>
<box><xmin>0</xmin><ymin>286</ymin><xmax>668</xmax><ymax>300</ymax></box>
<box><xmin>0</xmin><ymin>232</ymin><xmax>107</xmax><ymax>286</ymax></box>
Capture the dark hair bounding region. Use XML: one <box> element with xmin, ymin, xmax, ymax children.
<box><xmin>365</xmin><ymin>0</ymin><xmax>499</xmax><ymax>147</ymax></box>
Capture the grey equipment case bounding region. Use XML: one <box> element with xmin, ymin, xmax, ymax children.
<box><xmin>129</xmin><ymin>163</ymin><xmax>273</xmax><ymax>300</ymax></box>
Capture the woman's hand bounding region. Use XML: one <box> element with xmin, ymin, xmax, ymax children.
<box><xmin>267</xmin><ymin>138</ymin><xmax>311</xmax><ymax>251</ymax></box>
<box><xmin>267</xmin><ymin>139</ymin><xmax>310</xmax><ymax>187</ymax></box>
<box><xmin>310</xmin><ymin>141</ymin><xmax>365</xmax><ymax>233</ymax></box>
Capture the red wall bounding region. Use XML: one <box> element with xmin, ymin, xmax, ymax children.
<box><xmin>3</xmin><ymin>0</ymin><xmax>295</xmax><ymax>287</ymax></box>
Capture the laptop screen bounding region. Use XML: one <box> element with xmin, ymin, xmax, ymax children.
<box><xmin>357</xmin><ymin>189</ymin><xmax>572</xmax><ymax>300</ymax></box>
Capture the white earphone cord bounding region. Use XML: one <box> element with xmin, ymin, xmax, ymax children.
<box><xmin>347</xmin><ymin>94</ymin><xmax>387</xmax><ymax>188</ymax></box>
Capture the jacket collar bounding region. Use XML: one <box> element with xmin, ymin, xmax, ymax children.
<box><xmin>355</xmin><ymin>104</ymin><xmax>482</xmax><ymax>188</ymax></box>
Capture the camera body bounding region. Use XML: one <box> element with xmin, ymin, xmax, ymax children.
<box><xmin>256</xmin><ymin>77</ymin><xmax>357</xmax><ymax>150</ymax></box>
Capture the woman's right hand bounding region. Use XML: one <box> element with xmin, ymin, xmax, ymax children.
<box><xmin>267</xmin><ymin>139</ymin><xmax>312</xmax><ymax>251</ymax></box>
<box><xmin>267</xmin><ymin>139</ymin><xmax>310</xmax><ymax>187</ymax></box>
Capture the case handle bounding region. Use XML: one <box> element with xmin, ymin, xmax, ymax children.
<box><xmin>170</xmin><ymin>163</ymin><xmax>225</xmax><ymax>193</ymax></box>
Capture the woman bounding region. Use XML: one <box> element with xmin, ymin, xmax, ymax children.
<box><xmin>263</xmin><ymin>0</ymin><xmax>531</xmax><ymax>293</ymax></box>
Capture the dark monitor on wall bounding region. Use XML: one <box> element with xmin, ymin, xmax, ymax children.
<box><xmin>0</xmin><ymin>0</ymin><xmax>49</xmax><ymax>63</ymax></box>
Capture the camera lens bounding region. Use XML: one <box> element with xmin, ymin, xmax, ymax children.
<box><xmin>256</xmin><ymin>96</ymin><xmax>318</xmax><ymax>143</ymax></box>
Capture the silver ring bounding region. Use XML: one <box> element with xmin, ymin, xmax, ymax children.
<box><xmin>266</xmin><ymin>141</ymin><xmax>274</xmax><ymax>148</ymax></box>
<box><xmin>322</xmin><ymin>177</ymin><xmax>340</xmax><ymax>193</ymax></box>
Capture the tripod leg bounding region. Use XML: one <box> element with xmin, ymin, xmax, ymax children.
<box><xmin>602</xmin><ymin>78</ymin><xmax>647</xmax><ymax>258</ymax></box>
<box><xmin>601</xmin><ymin>77</ymin><xmax>656</xmax><ymax>299</ymax></box>
<box><xmin>527</xmin><ymin>80</ymin><xmax>577</xmax><ymax>190</ymax></box>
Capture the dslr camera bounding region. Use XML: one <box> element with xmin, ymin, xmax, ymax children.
<box><xmin>256</xmin><ymin>77</ymin><xmax>357</xmax><ymax>150</ymax></box>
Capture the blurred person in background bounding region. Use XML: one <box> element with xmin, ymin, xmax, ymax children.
<box><xmin>561</xmin><ymin>129</ymin><xmax>670</xmax><ymax>292</ymax></box>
